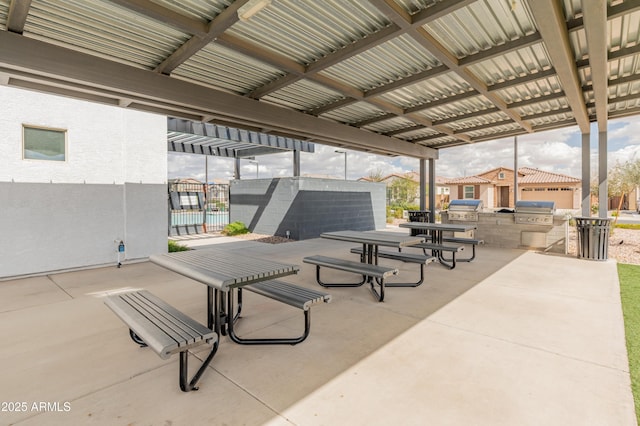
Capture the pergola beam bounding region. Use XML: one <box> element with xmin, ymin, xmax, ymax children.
<box><xmin>154</xmin><ymin>1</ymin><xmax>248</xmax><ymax>75</ymax></box>
<box><xmin>582</xmin><ymin>0</ymin><xmax>608</xmax><ymax>132</ymax></box>
<box><xmin>7</xmin><ymin>0</ymin><xmax>32</xmax><ymax>34</ymax></box>
<box><xmin>529</xmin><ymin>0</ymin><xmax>590</xmax><ymax>133</ymax></box>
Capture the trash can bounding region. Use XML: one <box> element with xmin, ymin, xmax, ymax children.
<box><xmin>407</xmin><ymin>210</ymin><xmax>430</xmax><ymax>236</ymax></box>
<box><xmin>575</xmin><ymin>217</ymin><xmax>612</xmax><ymax>261</ymax></box>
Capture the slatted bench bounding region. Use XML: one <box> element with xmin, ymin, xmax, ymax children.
<box><xmin>442</xmin><ymin>237</ymin><xmax>484</xmax><ymax>262</ymax></box>
<box><xmin>411</xmin><ymin>242</ymin><xmax>464</xmax><ymax>269</ymax></box>
<box><xmin>229</xmin><ymin>280</ymin><xmax>331</xmax><ymax>345</ymax></box>
<box><xmin>104</xmin><ymin>290</ymin><xmax>218</xmax><ymax>392</ymax></box>
<box><xmin>349</xmin><ymin>247</ymin><xmax>435</xmax><ymax>287</ymax></box>
<box><xmin>303</xmin><ymin>255</ymin><xmax>398</xmax><ymax>302</ymax></box>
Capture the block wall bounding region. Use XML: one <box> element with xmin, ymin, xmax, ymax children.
<box><xmin>230</xmin><ymin>178</ymin><xmax>386</xmax><ymax>240</ymax></box>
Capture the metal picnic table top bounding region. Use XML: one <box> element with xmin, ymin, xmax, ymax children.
<box><xmin>320</xmin><ymin>230</ymin><xmax>425</xmax><ymax>248</ymax></box>
<box><xmin>149</xmin><ymin>248</ymin><xmax>300</xmax><ymax>292</ymax></box>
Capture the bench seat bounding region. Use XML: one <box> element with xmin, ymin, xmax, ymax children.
<box><xmin>442</xmin><ymin>237</ymin><xmax>484</xmax><ymax>245</ymax></box>
<box><xmin>349</xmin><ymin>247</ymin><xmax>434</xmax><ymax>264</ymax></box>
<box><xmin>409</xmin><ymin>242</ymin><xmax>464</xmax><ymax>269</ymax></box>
<box><xmin>349</xmin><ymin>247</ymin><xmax>434</xmax><ymax>287</ymax></box>
<box><xmin>104</xmin><ymin>290</ymin><xmax>218</xmax><ymax>392</ymax></box>
<box><xmin>227</xmin><ymin>280</ymin><xmax>331</xmax><ymax>345</ymax></box>
<box><xmin>303</xmin><ymin>255</ymin><xmax>398</xmax><ymax>279</ymax></box>
<box><xmin>413</xmin><ymin>242</ymin><xmax>464</xmax><ymax>252</ymax></box>
<box><xmin>441</xmin><ymin>237</ymin><xmax>484</xmax><ymax>262</ymax></box>
<box><xmin>303</xmin><ymin>255</ymin><xmax>397</xmax><ymax>302</ymax></box>
<box><xmin>245</xmin><ymin>280</ymin><xmax>332</xmax><ymax>310</ymax></box>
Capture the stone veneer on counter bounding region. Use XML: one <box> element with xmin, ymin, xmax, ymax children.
<box><xmin>442</xmin><ymin>211</ymin><xmax>569</xmax><ymax>254</ymax></box>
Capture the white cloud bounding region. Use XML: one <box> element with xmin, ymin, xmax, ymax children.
<box><xmin>609</xmin><ymin>144</ymin><xmax>640</xmax><ymax>165</ymax></box>
<box><xmin>609</xmin><ymin>119</ymin><xmax>640</xmax><ymax>145</ymax></box>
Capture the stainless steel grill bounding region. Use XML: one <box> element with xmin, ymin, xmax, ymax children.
<box><xmin>514</xmin><ymin>200</ymin><xmax>555</xmax><ymax>225</ymax></box>
<box><xmin>447</xmin><ymin>199</ymin><xmax>483</xmax><ymax>221</ymax></box>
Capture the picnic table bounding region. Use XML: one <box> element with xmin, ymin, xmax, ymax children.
<box><xmin>398</xmin><ymin>222</ymin><xmax>478</xmax><ymax>269</ymax></box>
<box><xmin>105</xmin><ymin>248</ymin><xmax>330</xmax><ymax>391</ymax></box>
<box><xmin>303</xmin><ymin>230</ymin><xmax>426</xmax><ymax>301</ymax></box>
<box><xmin>149</xmin><ymin>248</ymin><xmax>300</xmax><ymax>340</ymax></box>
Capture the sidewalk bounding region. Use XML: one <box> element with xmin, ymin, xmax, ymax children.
<box><xmin>0</xmin><ymin>235</ymin><xmax>634</xmax><ymax>425</ymax></box>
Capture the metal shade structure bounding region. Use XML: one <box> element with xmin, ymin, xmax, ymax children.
<box><xmin>1</xmin><ymin>0</ymin><xmax>638</xmax><ymax>159</ymax></box>
<box><xmin>167</xmin><ymin>117</ymin><xmax>314</xmax><ymax>158</ymax></box>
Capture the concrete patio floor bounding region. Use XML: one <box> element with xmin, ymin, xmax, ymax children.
<box><xmin>0</xmin><ymin>232</ymin><xmax>635</xmax><ymax>425</ymax></box>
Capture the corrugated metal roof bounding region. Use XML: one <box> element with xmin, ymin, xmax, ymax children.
<box><xmin>426</xmin><ymin>1</ymin><xmax>536</xmax><ymax>57</ymax></box>
<box><xmin>228</xmin><ymin>1</ymin><xmax>390</xmax><ymax>65</ymax></box>
<box><xmin>0</xmin><ymin>2</ymin><xmax>8</xmax><ymax>30</ymax></box>
<box><xmin>263</xmin><ymin>79</ymin><xmax>343</xmax><ymax>111</ymax></box>
<box><xmin>363</xmin><ymin>116</ymin><xmax>416</xmax><ymax>134</ymax></box>
<box><xmin>153</xmin><ymin>0</ymin><xmax>230</xmax><ymax>23</ymax></box>
<box><xmin>26</xmin><ymin>0</ymin><xmax>188</xmax><ymax>69</ymax></box>
<box><xmin>320</xmin><ymin>102</ymin><xmax>387</xmax><ymax>125</ymax></box>
<box><xmin>321</xmin><ymin>34</ymin><xmax>441</xmax><ymax>92</ymax></box>
<box><xmin>1</xmin><ymin>0</ymin><xmax>639</xmax><ymax>156</ymax></box>
<box><xmin>173</xmin><ymin>43</ymin><xmax>284</xmax><ymax>95</ymax></box>
<box><xmin>469</xmin><ymin>44</ymin><xmax>552</xmax><ymax>87</ymax></box>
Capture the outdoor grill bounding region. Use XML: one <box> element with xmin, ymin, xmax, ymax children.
<box><xmin>447</xmin><ymin>199</ymin><xmax>483</xmax><ymax>221</ymax></box>
<box><xmin>514</xmin><ymin>200</ymin><xmax>555</xmax><ymax>225</ymax></box>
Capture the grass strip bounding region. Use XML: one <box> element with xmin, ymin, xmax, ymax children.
<box><xmin>615</xmin><ymin>224</ymin><xmax>640</xmax><ymax>230</ymax></box>
<box><xmin>619</xmin><ymin>263</ymin><xmax>640</xmax><ymax>422</ymax></box>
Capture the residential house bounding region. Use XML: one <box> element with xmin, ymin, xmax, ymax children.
<box><xmin>446</xmin><ymin>167</ymin><xmax>581</xmax><ymax>209</ymax></box>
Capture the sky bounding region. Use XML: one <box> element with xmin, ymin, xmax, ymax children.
<box><xmin>168</xmin><ymin>116</ymin><xmax>640</xmax><ymax>183</ymax></box>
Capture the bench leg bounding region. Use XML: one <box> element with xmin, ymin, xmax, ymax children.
<box><xmin>126</xmin><ymin>331</ymin><xmax>220</xmax><ymax>392</ymax></box>
<box><xmin>443</xmin><ymin>244</ymin><xmax>476</xmax><ymax>262</ymax></box>
<box><xmin>425</xmin><ymin>248</ymin><xmax>456</xmax><ymax>269</ymax></box>
<box><xmin>314</xmin><ymin>265</ymin><xmax>367</xmax><ymax>288</ymax></box>
<box><xmin>385</xmin><ymin>263</ymin><xmax>425</xmax><ymax>287</ymax></box>
<box><xmin>225</xmin><ymin>290</ymin><xmax>311</xmax><ymax>345</ymax></box>
<box><xmin>369</xmin><ymin>279</ymin><xmax>385</xmax><ymax>302</ymax></box>
<box><xmin>179</xmin><ymin>341</ymin><xmax>219</xmax><ymax>392</ymax></box>
<box><xmin>208</xmin><ymin>287</ymin><xmax>244</xmax><ymax>336</ymax></box>
<box><xmin>129</xmin><ymin>329</ymin><xmax>147</xmax><ymax>347</ymax></box>
<box><xmin>126</xmin><ymin>318</ymin><xmax>220</xmax><ymax>392</ymax></box>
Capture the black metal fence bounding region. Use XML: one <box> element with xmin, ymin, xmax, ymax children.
<box><xmin>168</xmin><ymin>181</ymin><xmax>229</xmax><ymax>236</ymax></box>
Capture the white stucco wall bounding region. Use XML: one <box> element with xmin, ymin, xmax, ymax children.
<box><xmin>0</xmin><ymin>86</ymin><xmax>166</xmax><ymax>184</ymax></box>
<box><xmin>0</xmin><ymin>86</ymin><xmax>168</xmax><ymax>278</ymax></box>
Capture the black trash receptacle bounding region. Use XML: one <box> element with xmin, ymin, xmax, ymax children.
<box><xmin>407</xmin><ymin>210</ymin><xmax>430</xmax><ymax>236</ymax></box>
<box><xmin>575</xmin><ymin>217</ymin><xmax>612</xmax><ymax>261</ymax></box>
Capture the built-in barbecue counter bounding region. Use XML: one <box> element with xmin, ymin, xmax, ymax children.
<box><xmin>441</xmin><ymin>200</ymin><xmax>569</xmax><ymax>254</ymax></box>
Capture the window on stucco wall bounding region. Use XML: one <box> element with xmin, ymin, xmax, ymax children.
<box><xmin>23</xmin><ymin>125</ymin><xmax>66</xmax><ymax>161</ymax></box>
<box><xmin>463</xmin><ymin>185</ymin><xmax>475</xmax><ymax>199</ymax></box>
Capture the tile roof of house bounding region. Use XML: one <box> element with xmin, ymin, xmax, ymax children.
<box><xmin>445</xmin><ymin>167</ymin><xmax>580</xmax><ymax>185</ymax></box>
<box><xmin>445</xmin><ymin>176</ymin><xmax>493</xmax><ymax>184</ymax></box>
<box><xmin>517</xmin><ymin>167</ymin><xmax>581</xmax><ymax>184</ymax></box>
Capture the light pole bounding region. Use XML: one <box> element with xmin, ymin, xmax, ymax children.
<box><xmin>335</xmin><ymin>150</ymin><xmax>347</xmax><ymax>180</ymax></box>
<box><xmin>249</xmin><ymin>160</ymin><xmax>259</xmax><ymax>178</ymax></box>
